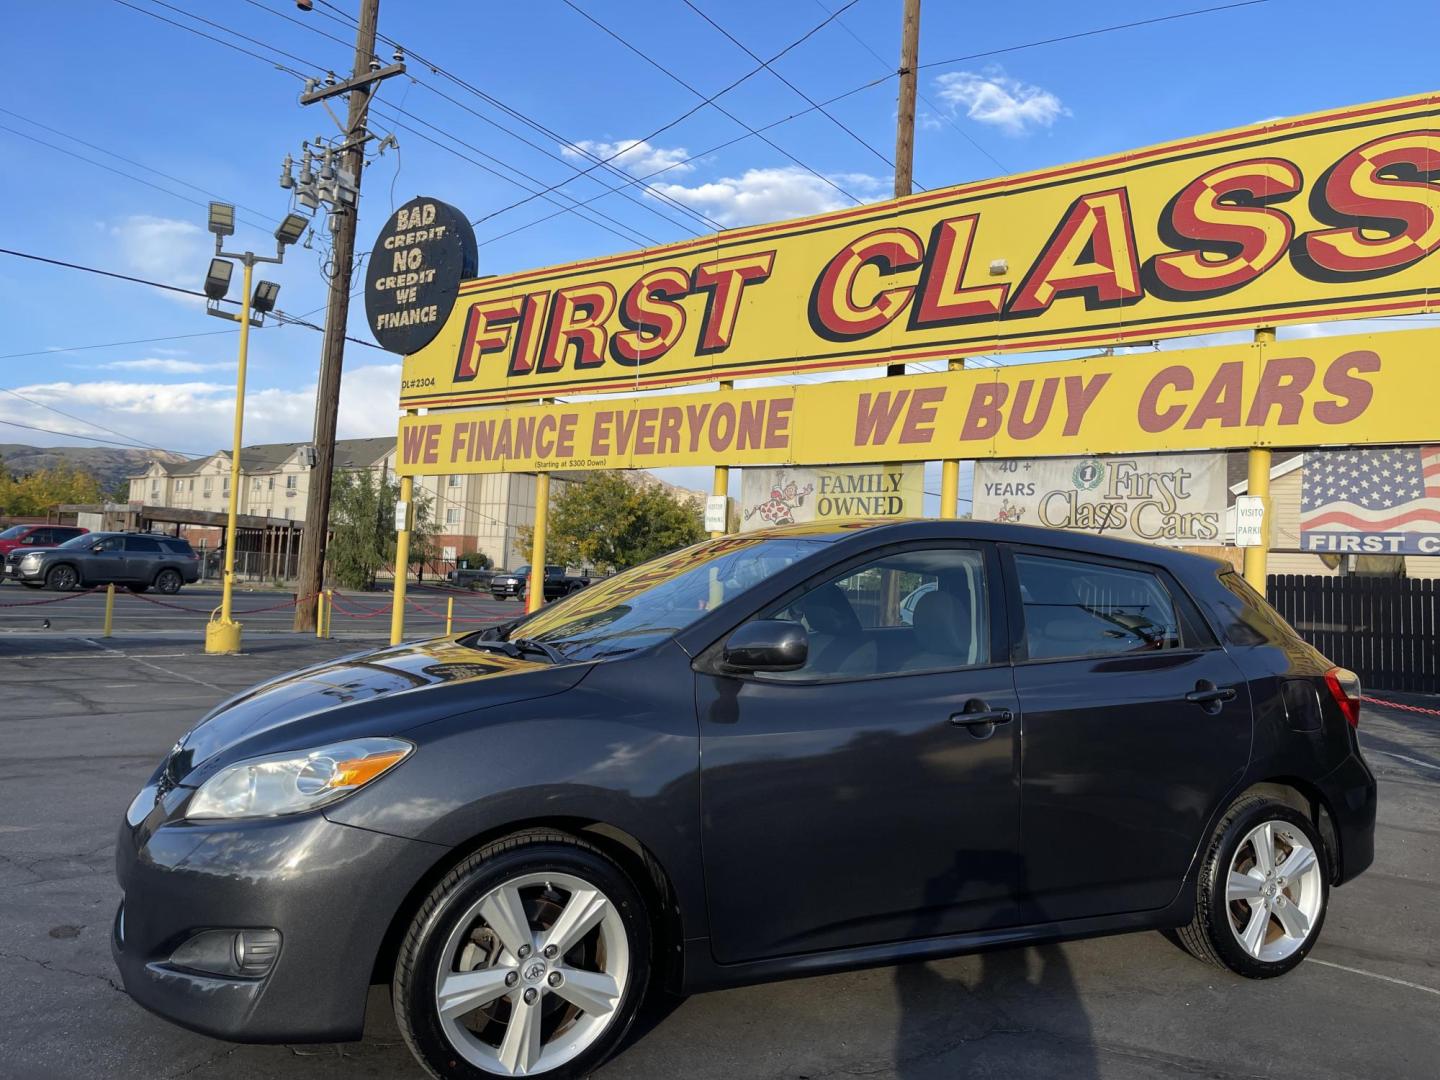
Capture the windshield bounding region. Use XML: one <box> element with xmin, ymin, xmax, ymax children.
<box><xmin>509</xmin><ymin>536</ymin><xmax>824</xmax><ymax>661</ymax></box>
<box><xmin>0</xmin><ymin>525</ymin><xmax>28</xmax><ymax>539</ymax></box>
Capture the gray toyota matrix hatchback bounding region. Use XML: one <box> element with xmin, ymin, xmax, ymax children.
<box><xmin>113</xmin><ymin>520</ymin><xmax>1375</xmax><ymax>1079</ymax></box>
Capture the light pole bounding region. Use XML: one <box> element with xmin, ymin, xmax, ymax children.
<box><xmin>202</xmin><ymin>202</ymin><xmax>308</xmax><ymax>654</ymax></box>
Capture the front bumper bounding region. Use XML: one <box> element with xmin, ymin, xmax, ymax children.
<box><xmin>491</xmin><ymin>579</ymin><xmax>524</xmax><ymax>597</ymax></box>
<box><xmin>1315</xmin><ymin>750</ymin><xmax>1377</xmax><ymax>885</ymax></box>
<box><xmin>112</xmin><ymin>797</ymin><xmax>446</xmax><ymax>1043</ymax></box>
<box><xmin>6</xmin><ymin>560</ymin><xmax>43</xmax><ymax>582</ymax></box>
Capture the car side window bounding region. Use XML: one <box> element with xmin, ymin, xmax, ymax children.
<box><xmin>125</xmin><ymin>537</ymin><xmax>162</xmax><ymax>553</ymax></box>
<box><xmin>25</xmin><ymin>529</ymin><xmax>51</xmax><ymax>545</ymax></box>
<box><xmin>95</xmin><ymin>536</ymin><xmax>124</xmax><ymax>552</ymax></box>
<box><xmin>759</xmin><ymin>547</ymin><xmax>990</xmax><ymax>680</ymax></box>
<box><xmin>1015</xmin><ymin>553</ymin><xmax>1183</xmax><ymax>660</ymax></box>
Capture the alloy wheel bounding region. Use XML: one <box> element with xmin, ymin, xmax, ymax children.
<box><xmin>47</xmin><ymin>566</ymin><xmax>77</xmax><ymax>591</ymax></box>
<box><xmin>434</xmin><ymin>871</ymin><xmax>630</xmax><ymax>1076</ymax></box>
<box><xmin>156</xmin><ymin>570</ymin><xmax>182</xmax><ymax>594</ymax></box>
<box><xmin>1224</xmin><ymin>819</ymin><xmax>1324</xmax><ymax>962</ymax></box>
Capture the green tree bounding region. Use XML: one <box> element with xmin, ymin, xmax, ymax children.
<box><xmin>326</xmin><ymin>469</ymin><xmax>435</xmax><ymax>589</ymax></box>
<box><xmin>519</xmin><ymin>472</ymin><xmax>705</xmax><ymax>574</ymax></box>
<box><xmin>0</xmin><ymin>464</ymin><xmax>103</xmax><ymax>516</ymax></box>
<box><xmin>458</xmin><ymin>550</ymin><xmax>492</xmax><ymax>569</ymax></box>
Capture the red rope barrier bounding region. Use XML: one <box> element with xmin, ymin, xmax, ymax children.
<box><xmin>120</xmin><ymin>590</ymin><xmax>317</xmax><ymax>615</ymax></box>
<box><xmin>0</xmin><ymin>587</ymin><xmax>100</xmax><ymax>608</ymax></box>
<box><xmin>1364</xmin><ymin>695</ymin><xmax>1440</xmax><ymax>718</ymax></box>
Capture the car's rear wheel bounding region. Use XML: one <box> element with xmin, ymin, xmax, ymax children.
<box><xmin>155</xmin><ymin>569</ymin><xmax>182</xmax><ymax>594</ymax></box>
<box><xmin>45</xmin><ymin>565</ymin><xmax>78</xmax><ymax>592</ymax></box>
<box><xmin>393</xmin><ymin>830</ymin><xmax>651</xmax><ymax>1079</ymax></box>
<box><xmin>1178</xmin><ymin>795</ymin><xmax>1328</xmax><ymax>978</ymax></box>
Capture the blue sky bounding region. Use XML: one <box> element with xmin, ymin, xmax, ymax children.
<box><xmin>2</xmin><ymin>0</ymin><xmax>1437</xmax><ymax>499</ymax></box>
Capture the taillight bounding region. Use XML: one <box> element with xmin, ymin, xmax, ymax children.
<box><xmin>1324</xmin><ymin>666</ymin><xmax>1362</xmax><ymax>727</ymax></box>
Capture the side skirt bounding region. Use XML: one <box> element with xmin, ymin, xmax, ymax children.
<box><xmin>679</xmin><ymin>903</ymin><xmax>1188</xmax><ymax>995</ymax></box>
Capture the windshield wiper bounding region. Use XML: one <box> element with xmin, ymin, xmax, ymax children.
<box><xmin>511</xmin><ymin>637</ymin><xmax>568</xmax><ymax>664</ymax></box>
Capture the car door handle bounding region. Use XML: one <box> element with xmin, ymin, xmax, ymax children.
<box><xmin>948</xmin><ymin>704</ymin><xmax>1014</xmax><ymax>739</ymax></box>
<box><xmin>1185</xmin><ymin>685</ymin><xmax>1237</xmax><ymax>706</ymax></box>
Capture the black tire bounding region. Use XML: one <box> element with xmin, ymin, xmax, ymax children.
<box><xmin>393</xmin><ymin>829</ymin><xmax>652</xmax><ymax>1080</ymax></box>
<box><xmin>155</xmin><ymin>569</ymin><xmax>182</xmax><ymax>594</ymax></box>
<box><xmin>1177</xmin><ymin>795</ymin><xmax>1329</xmax><ymax>978</ymax></box>
<box><xmin>45</xmin><ymin>564</ymin><xmax>79</xmax><ymax>592</ymax></box>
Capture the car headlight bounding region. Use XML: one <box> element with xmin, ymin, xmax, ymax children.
<box><xmin>20</xmin><ymin>553</ymin><xmax>40</xmax><ymax>567</ymax></box>
<box><xmin>185</xmin><ymin>737</ymin><xmax>413</xmax><ymax>820</ymax></box>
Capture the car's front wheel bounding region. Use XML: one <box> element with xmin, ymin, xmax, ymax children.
<box><xmin>1178</xmin><ymin>795</ymin><xmax>1329</xmax><ymax>978</ymax></box>
<box><xmin>45</xmin><ymin>565</ymin><xmax>78</xmax><ymax>592</ymax></box>
<box><xmin>393</xmin><ymin>830</ymin><xmax>651</xmax><ymax>1079</ymax></box>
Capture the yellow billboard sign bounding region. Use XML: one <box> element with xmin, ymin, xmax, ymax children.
<box><xmin>396</xmin><ymin>329</ymin><xmax>1436</xmax><ymax>475</ymax></box>
<box><xmin>398</xmin><ymin>92</ymin><xmax>1440</xmax><ymax>409</ymax></box>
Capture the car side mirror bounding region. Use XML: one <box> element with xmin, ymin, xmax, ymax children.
<box><xmin>722</xmin><ymin>619</ymin><xmax>808</xmax><ymax>673</ymax></box>
<box><xmin>93</xmin><ymin>543</ymin><xmax>105</xmax><ymax>552</ymax></box>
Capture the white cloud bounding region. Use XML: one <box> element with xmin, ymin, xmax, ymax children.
<box><xmin>2</xmin><ymin>363</ymin><xmax>403</xmax><ymax>455</ymax></box>
<box><xmin>561</xmin><ymin>138</ymin><xmax>694</xmax><ymax>178</ymax></box>
<box><xmin>107</xmin><ymin>215</ymin><xmax>212</xmax><ymax>293</ymax></box>
<box><xmin>933</xmin><ymin>68</ymin><xmax>1068</xmax><ymax>136</ymax></box>
<box><xmin>651</xmin><ymin>166</ymin><xmax>885</xmax><ymax>227</ymax></box>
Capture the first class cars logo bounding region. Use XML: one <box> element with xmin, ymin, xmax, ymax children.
<box><xmin>395</xmin><ymin>93</ymin><xmax>1440</xmax><ymax>407</ymax></box>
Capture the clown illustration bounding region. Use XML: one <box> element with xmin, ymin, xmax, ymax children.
<box><xmin>744</xmin><ymin>478</ymin><xmax>815</xmax><ymax>526</ymax></box>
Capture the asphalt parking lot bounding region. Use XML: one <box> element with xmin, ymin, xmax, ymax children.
<box><xmin>0</xmin><ymin>582</ymin><xmax>519</xmax><ymax>639</ymax></box>
<box><xmin>1</xmin><ymin>629</ymin><xmax>1437</xmax><ymax>1079</ymax></box>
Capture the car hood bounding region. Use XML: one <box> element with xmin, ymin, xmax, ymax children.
<box><xmin>166</xmin><ymin>637</ymin><xmax>591</xmax><ymax>783</ymax></box>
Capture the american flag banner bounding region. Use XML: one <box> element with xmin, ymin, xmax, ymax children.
<box><xmin>1300</xmin><ymin>446</ymin><xmax>1440</xmax><ymax>555</ymax></box>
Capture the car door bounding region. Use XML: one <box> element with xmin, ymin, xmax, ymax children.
<box><xmin>123</xmin><ymin>536</ymin><xmax>163</xmax><ymax>583</ymax></box>
<box><xmin>695</xmin><ymin>542</ymin><xmax>1022</xmax><ymax>964</ymax></box>
<box><xmin>1003</xmin><ymin>545</ymin><xmax>1251</xmax><ymax>922</ymax></box>
<box><xmin>85</xmin><ymin>536</ymin><xmax>127</xmax><ymax>583</ymax></box>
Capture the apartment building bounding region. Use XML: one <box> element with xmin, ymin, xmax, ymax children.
<box><xmin>128</xmin><ymin>438</ymin><xmax>577</xmax><ymax>570</ymax></box>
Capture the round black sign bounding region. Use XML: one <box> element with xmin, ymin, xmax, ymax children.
<box><xmin>364</xmin><ymin>196</ymin><xmax>477</xmax><ymax>354</ymax></box>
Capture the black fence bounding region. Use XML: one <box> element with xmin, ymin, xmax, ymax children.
<box><xmin>1267</xmin><ymin>575</ymin><xmax>1440</xmax><ymax>693</ymax></box>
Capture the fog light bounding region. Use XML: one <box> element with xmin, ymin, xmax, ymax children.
<box><xmin>168</xmin><ymin>928</ymin><xmax>281</xmax><ymax>978</ymax></box>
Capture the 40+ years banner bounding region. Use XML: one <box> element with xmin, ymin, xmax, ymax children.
<box><xmin>396</xmin><ymin>329</ymin><xmax>1436</xmax><ymax>476</ymax></box>
<box><xmin>394</xmin><ymin>92</ymin><xmax>1440</xmax><ymax>408</ymax></box>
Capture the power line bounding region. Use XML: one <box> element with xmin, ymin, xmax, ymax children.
<box><xmin>815</xmin><ymin>0</ymin><xmax>1008</xmax><ymax>175</ymax></box>
<box><xmin>239</xmin><ymin>0</ymin><xmax>359</xmax><ymax>52</ymax></box>
<box><xmin>0</xmin><ymin>383</ymin><xmax>186</xmax><ymax>456</ymax></box>
<box><xmin>561</xmin><ymin>0</ymin><xmax>866</xmax><ymax>207</ymax></box>
<box><xmin>108</xmin><ymin>0</ymin><xmax>308</xmax><ymax>79</ymax></box>
<box><xmin>474</xmin><ymin>70</ymin><xmax>896</xmax><ymax>247</ymax></box>
<box><xmin>918</xmin><ymin>1</ymin><xmax>1270</xmax><ymax>69</ymax></box>
<box><xmin>0</xmin><ymin>108</ymin><xmax>280</xmax><ymax>230</ymax></box>
<box><xmin>0</xmin><ymin>248</ymin><xmax>384</xmax><ymax>351</ymax></box>
<box><xmin>0</xmin><ymin>330</ymin><xmax>238</xmax><ymax>363</ymax></box>
<box><xmin>0</xmin><ymin>414</ymin><xmax>202</xmax><ymax>457</ymax></box>
<box><xmin>137</xmin><ymin>0</ymin><xmax>326</xmax><ymax>73</ymax></box>
<box><xmin>681</xmin><ymin>0</ymin><xmax>910</xmax><ymax>185</ymax></box>
<box><xmin>369</xmin><ymin>102</ymin><xmax>664</xmax><ymax>250</ymax></box>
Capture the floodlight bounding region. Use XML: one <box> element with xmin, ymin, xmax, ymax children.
<box><xmin>208</xmin><ymin>201</ymin><xmax>236</xmax><ymax>238</ymax></box>
<box><xmin>204</xmin><ymin>258</ymin><xmax>234</xmax><ymax>301</ymax></box>
<box><xmin>275</xmin><ymin>212</ymin><xmax>309</xmax><ymax>247</ymax></box>
<box><xmin>252</xmin><ymin>280</ymin><xmax>281</xmax><ymax>314</ymax></box>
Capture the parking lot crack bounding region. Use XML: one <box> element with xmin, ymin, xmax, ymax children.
<box><xmin>0</xmin><ymin>947</ymin><xmax>124</xmax><ymax>993</ymax></box>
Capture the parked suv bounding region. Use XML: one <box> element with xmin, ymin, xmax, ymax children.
<box><xmin>114</xmin><ymin>520</ymin><xmax>1374</xmax><ymax>1079</ymax></box>
<box><xmin>489</xmin><ymin>563</ymin><xmax>589</xmax><ymax>601</ymax></box>
<box><xmin>9</xmin><ymin>531</ymin><xmax>201</xmax><ymax>593</ymax></box>
<box><xmin>0</xmin><ymin>523</ymin><xmax>88</xmax><ymax>570</ymax></box>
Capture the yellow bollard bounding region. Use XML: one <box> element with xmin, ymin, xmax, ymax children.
<box><xmin>446</xmin><ymin>596</ymin><xmax>454</xmax><ymax>636</ymax></box>
<box><xmin>103</xmin><ymin>582</ymin><xmax>115</xmax><ymax>638</ymax></box>
<box><xmin>325</xmin><ymin>589</ymin><xmax>334</xmax><ymax>639</ymax></box>
<box><xmin>315</xmin><ymin>591</ymin><xmax>327</xmax><ymax>640</ymax></box>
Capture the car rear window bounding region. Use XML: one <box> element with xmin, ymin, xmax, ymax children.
<box><xmin>53</xmin><ymin>528</ymin><xmax>84</xmax><ymax>540</ymax></box>
<box><xmin>1015</xmin><ymin>552</ymin><xmax>1183</xmax><ymax>660</ymax></box>
<box><xmin>160</xmin><ymin>539</ymin><xmax>195</xmax><ymax>554</ymax></box>
<box><xmin>126</xmin><ymin>537</ymin><xmax>162</xmax><ymax>553</ymax></box>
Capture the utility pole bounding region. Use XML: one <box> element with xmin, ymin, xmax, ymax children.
<box><xmin>888</xmin><ymin>0</ymin><xmax>921</xmax><ymax>377</ymax></box>
<box><xmin>292</xmin><ymin>0</ymin><xmax>385</xmax><ymax>631</ymax></box>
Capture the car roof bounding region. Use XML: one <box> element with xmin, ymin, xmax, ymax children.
<box><xmin>739</xmin><ymin>517</ymin><xmax>1229</xmax><ymax>575</ymax></box>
